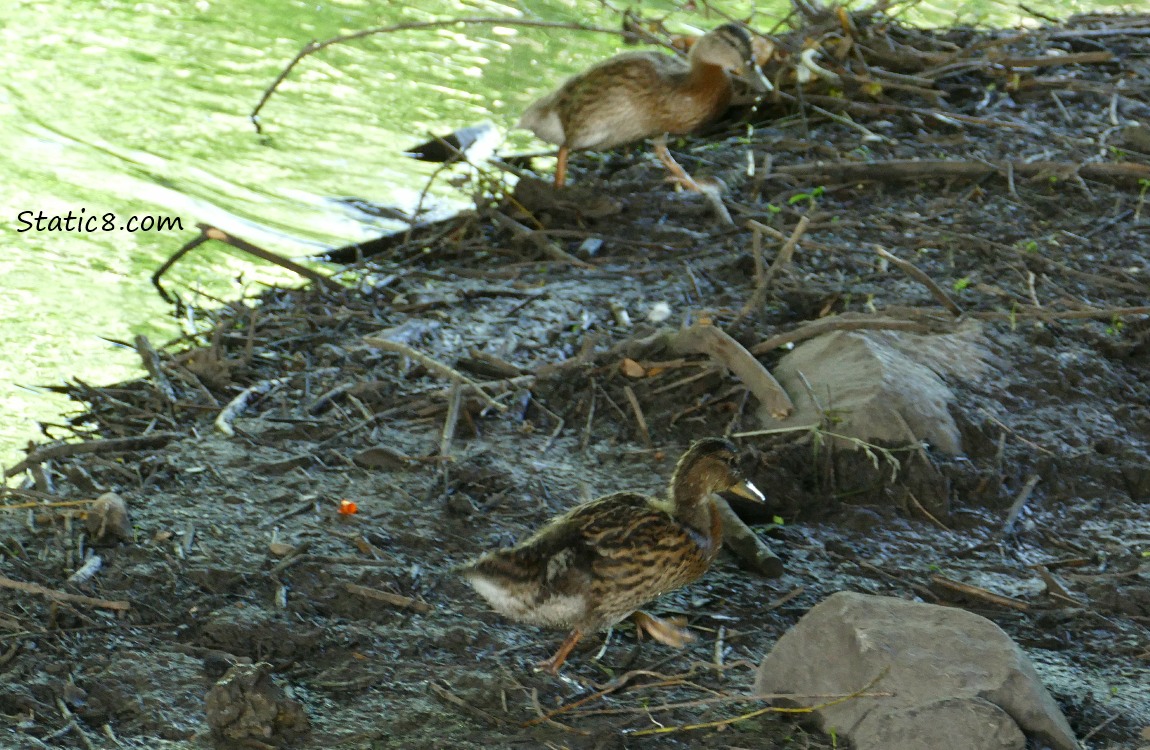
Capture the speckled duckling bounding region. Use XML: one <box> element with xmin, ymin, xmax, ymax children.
<box><xmin>459</xmin><ymin>438</ymin><xmax>765</xmax><ymax>673</ymax></box>
<box><xmin>518</xmin><ymin>23</ymin><xmax>772</xmax><ymax>188</ymax></box>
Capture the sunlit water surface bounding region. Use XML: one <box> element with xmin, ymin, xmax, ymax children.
<box><xmin>0</xmin><ymin>0</ymin><xmax>1128</xmax><ymax>469</ymax></box>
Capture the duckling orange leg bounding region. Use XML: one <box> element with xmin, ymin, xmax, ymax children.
<box><xmin>536</xmin><ymin>629</ymin><xmax>582</xmax><ymax>674</ymax></box>
<box><xmin>630</xmin><ymin>611</ymin><xmax>696</xmax><ymax>649</ymax></box>
<box><xmin>554</xmin><ymin>145</ymin><xmax>570</xmax><ymax>189</ymax></box>
<box><xmin>652</xmin><ymin>137</ymin><xmax>703</xmax><ymax>193</ymax></box>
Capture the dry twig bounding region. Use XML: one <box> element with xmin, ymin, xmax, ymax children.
<box><xmin>152</xmin><ymin>224</ymin><xmax>338</xmax><ymax>303</ymax></box>
<box><xmin>929</xmin><ymin>575</ymin><xmax>1030</xmax><ymax>611</ymax></box>
<box><xmin>666</xmin><ymin>325</ymin><xmax>794</xmax><ymax>419</ymax></box>
<box><xmin>994</xmin><ymin>474</ymin><xmax>1041</xmax><ymax>542</ymax></box>
<box><xmin>364</xmin><ymin>336</ymin><xmax>508</xmax><ymax>413</ymax></box>
<box><xmin>622</xmin><ymin>385</ymin><xmax>651</xmax><ymax>446</ymax></box>
<box><xmin>774</xmin><ymin>159</ymin><xmax>1150</xmax><ymax>187</ymax></box>
<box><xmin>5</xmin><ymin>433</ymin><xmax>178</xmax><ymax>478</ymax></box>
<box><xmin>134</xmin><ymin>335</ymin><xmax>177</xmax><ymax>404</ymax></box>
<box><xmin>627</xmin><ymin>666</ymin><xmax>892</xmax><ymax>736</ymax></box>
<box><xmin>250</xmin><ymin>18</ymin><xmax>628</xmax><ymax>132</ymax></box>
<box><xmin>713</xmin><ymin>497</ymin><xmax>783</xmax><ymax>577</ymax></box>
<box><xmin>875</xmin><ymin>246</ymin><xmax>964</xmax><ymax>317</ymax></box>
<box><xmin>344</xmin><ymin>582</ymin><xmax>432</xmax><ymax>614</ymax></box>
<box><xmin>751</xmin><ymin>313</ymin><xmax>947</xmax><ymax>355</ymax></box>
<box><xmin>0</xmin><ymin>575</ymin><xmax>130</xmax><ymax>612</ymax></box>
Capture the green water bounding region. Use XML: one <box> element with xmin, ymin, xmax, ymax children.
<box><xmin>0</xmin><ymin>0</ymin><xmax>1113</xmax><ymax>471</ymax></box>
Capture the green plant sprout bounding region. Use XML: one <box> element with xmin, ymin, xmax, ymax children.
<box><xmin>788</xmin><ymin>185</ymin><xmax>825</xmax><ymax>207</ymax></box>
<box><xmin>1136</xmin><ymin>178</ymin><xmax>1150</xmax><ymax>221</ymax></box>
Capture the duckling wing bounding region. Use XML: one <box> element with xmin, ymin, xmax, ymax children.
<box><xmin>519</xmin><ymin>52</ymin><xmax>690</xmax><ymax>150</ymax></box>
<box><xmin>460</xmin><ymin>539</ymin><xmax>594</xmax><ymax>628</ymax></box>
<box><xmin>566</xmin><ymin>492</ymin><xmax>719</xmax><ymax>624</ymax></box>
<box><xmin>460</xmin><ymin>493</ymin><xmax>651</xmax><ymax>628</ymax></box>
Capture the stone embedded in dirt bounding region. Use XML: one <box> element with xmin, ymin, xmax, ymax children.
<box><xmin>205</xmin><ymin>662</ymin><xmax>310</xmax><ymax>748</ymax></box>
<box><xmin>756</xmin><ymin>324</ymin><xmax>989</xmax><ymax>456</ymax></box>
<box><xmin>85</xmin><ymin>491</ymin><xmax>133</xmax><ymax>543</ymax></box>
<box><xmin>353</xmin><ymin>445</ymin><xmax>414</xmax><ymax>470</ymax></box>
<box><xmin>754</xmin><ymin>591</ymin><xmax>1078</xmax><ymax>750</ymax></box>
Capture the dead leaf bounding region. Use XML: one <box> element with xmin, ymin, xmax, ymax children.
<box><xmin>620</xmin><ymin>358</ymin><xmax>646</xmax><ymax>378</ymax></box>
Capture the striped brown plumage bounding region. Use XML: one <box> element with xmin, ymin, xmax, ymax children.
<box><xmin>458</xmin><ymin>438</ymin><xmax>764</xmax><ymax>673</ymax></box>
<box><xmin>518</xmin><ymin>24</ymin><xmax>768</xmax><ymax>187</ymax></box>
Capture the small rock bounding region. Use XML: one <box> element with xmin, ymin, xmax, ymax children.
<box><xmin>754</xmin><ymin>591</ymin><xmax>1078</xmax><ymax>750</ymax></box>
<box><xmin>205</xmin><ymin>662</ymin><xmax>310</xmax><ymax>748</ymax></box>
<box><xmin>86</xmin><ymin>492</ymin><xmax>133</xmax><ymax>543</ymax></box>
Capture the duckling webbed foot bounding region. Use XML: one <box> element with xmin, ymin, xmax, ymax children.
<box><xmin>630</xmin><ymin>611</ymin><xmax>696</xmax><ymax>649</ymax></box>
<box><xmin>535</xmin><ymin>629</ymin><xmax>583</xmax><ymax>674</ymax></box>
<box><xmin>653</xmin><ymin>136</ymin><xmax>702</xmax><ymax>192</ymax></box>
<box><xmin>653</xmin><ymin>137</ymin><xmax>734</xmax><ymax>225</ymax></box>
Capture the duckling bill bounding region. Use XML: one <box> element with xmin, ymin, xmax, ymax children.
<box><xmin>458</xmin><ymin>438</ymin><xmax>764</xmax><ymax>674</ymax></box>
<box><xmin>518</xmin><ymin>23</ymin><xmax>772</xmax><ymax>189</ymax></box>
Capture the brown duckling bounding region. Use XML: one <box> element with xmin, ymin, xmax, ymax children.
<box><xmin>518</xmin><ymin>23</ymin><xmax>772</xmax><ymax>189</ymax></box>
<box><xmin>458</xmin><ymin>438</ymin><xmax>764</xmax><ymax>673</ymax></box>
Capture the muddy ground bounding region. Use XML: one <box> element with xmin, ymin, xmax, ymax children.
<box><xmin>2</xmin><ymin>7</ymin><xmax>1149</xmax><ymax>750</ymax></box>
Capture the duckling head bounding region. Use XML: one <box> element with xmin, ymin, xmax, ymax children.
<box><xmin>690</xmin><ymin>24</ymin><xmax>773</xmax><ymax>92</ymax></box>
<box><xmin>669</xmin><ymin>438</ymin><xmax>765</xmax><ymax>511</ymax></box>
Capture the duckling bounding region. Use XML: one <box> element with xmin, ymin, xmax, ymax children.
<box><xmin>459</xmin><ymin>438</ymin><xmax>764</xmax><ymax>673</ymax></box>
<box><xmin>519</xmin><ymin>23</ymin><xmax>773</xmax><ymax>188</ymax></box>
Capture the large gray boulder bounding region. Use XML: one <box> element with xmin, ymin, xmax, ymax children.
<box><xmin>755</xmin><ymin>592</ymin><xmax>1078</xmax><ymax>750</ymax></box>
<box><xmin>756</xmin><ymin>324</ymin><xmax>989</xmax><ymax>456</ymax></box>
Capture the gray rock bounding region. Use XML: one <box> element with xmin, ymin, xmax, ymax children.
<box><xmin>756</xmin><ymin>325</ymin><xmax>989</xmax><ymax>456</ymax></box>
<box><xmin>754</xmin><ymin>592</ymin><xmax>1079</xmax><ymax>750</ymax></box>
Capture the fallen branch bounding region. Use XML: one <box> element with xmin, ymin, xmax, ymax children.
<box><xmin>344</xmin><ymin>582</ymin><xmax>432</xmax><ymax>613</ymax></box>
<box><xmin>622</xmin><ymin>385</ymin><xmax>651</xmax><ymax>446</ymax></box>
<box><xmin>629</xmin><ymin>666</ymin><xmax>891</xmax><ymax>736</ymax></box>
<box><xmin>133</xmin><ymin>335</ymin><xmax>177</xmax><ymax>404</ymax></box>
<box><xmin>739</xmin><ymin>217</ymin><xmax>811</xmax><ymax>319</ymax></box>
<box><xmin>992</xmin><ymin>51</ymin><xmax>1114</xmax><ymax>67</ymax></box>
<box><xmin>1050</xmin><ymin>26</ymin><xmax>1150</xmax><ymax>40</ymax></box>
<box><xmin>751</xmin><ymin>313</ymin><xmax>950</xmax><ymax>355</ymax></box>
<box><xmin>667</xmin><ymin>325</ymin><xmax>794</xmax><ymax>419</ymax></box>
<box><xmin>994</xmin><ymin>474</ymin><xmax>1041</xmax><ymax>542</ymax></box>
<box><xmin>974</xmin><ymin>305</ymin><xmax>1150</xmax><ymax>322</ymax></box>
<box><xmin>5</xmin><ymin>433</ymin><xmax>178</xmax><ymax>478</ymax></box>
<box><xmin>875</xmin><ymin>246</ymin><xmax>964</xmax><ymax>317</ymax></box>
<box><xmin>929</xmin><ymin>574</ymin><xmax>1030</xmax><ymax>611</ymax></box>
<box><xmin>799</xmin><ymin>95</ymin><xmax>1041</xmax><ymax>133</ymax></box>
<box><xmin>773</xmin><ymin>159</ymin><xmax>1150</xmax><ymax>187</ymax></box>
<box><xmin>250</xmin><ymin>18</ymin><xmax>628</xmax><ymax>132</ymax></box>
<box><xmin>429</xmin><ymin>681</ymin><xmax>509</xmax><ymax>727</ymax></box>
<box><xmin>152</xmin><ymin>224</ymin><xmax>339</xmax><ymax>304</ymax></box>
<box><xmin>364</xmin><ymin>337</ymin><xmax>508</xmax><ymax>413</ymax></box>
<box><xmin>488</xmin><ymin>211</ymin><xmax>596</xmax><ymax>268</ymax></box>
<box><xmin>0</xmin><ymin>574</ymin><xmax>130</xmax><ymax>612</ymax></box>
<box><xmin>763</xmin><ymin>215</ymin><xmax>810</xmax><ymax>289</ymax></box>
